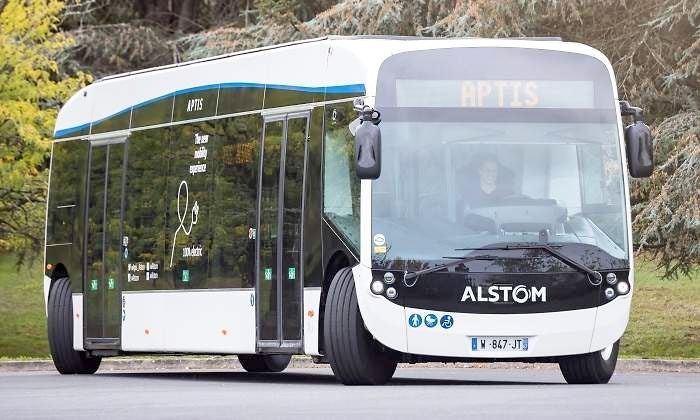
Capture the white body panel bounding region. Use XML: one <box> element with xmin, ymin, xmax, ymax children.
<box><xmin>121</xmin><ymin>290</ymin><xmax>255</xmax><ymax>353</ymax></box>
<box><xmin>354</xmin><ymin>262</ymin><xmax>630</xmax><ymax>358</ymax></box>
<box><xmin>303</xmin><ymin>288</ymin><xmax>322</xmax><ymax>356</ymax></box>
<box><xmin>72</xmin><ymin>294</ymin><xmax>84</xmax><ymax>351</ymax></box>
<box><xmin>590</xmin><ymin>295</ymin><xmax>632</xmax><ymax>352</ymax></box>
<box><xmin>405</xmin><ymin>306</ymin><xmax>596</xmax><ymax>358</ymax></box>
<box><xmin>43</xmin><ymin>275</ymin><xmax>51</xmax><ymax>316</ymax></box>
<box><xmin>353</xmin><ymin>264</ymin><xmax>408</xmax><ymax>352</ymax></box>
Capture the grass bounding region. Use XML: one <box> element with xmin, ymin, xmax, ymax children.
<box><xmin>0</xmin><ymin>254</ymin><xmax>49</xmax><ymax>358</ymax></box>
<box><xmin>621</xmin><ymin>259</ymin><xmax>699</xmax><ymax>358</ymax></box>
<box><xmin>0</xmin><ymin>253</ymin><xmax>697</xmax><ymax>359</ymax></box>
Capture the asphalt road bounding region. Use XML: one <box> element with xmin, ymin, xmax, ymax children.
<box><xmin>1</xmin><ymin>367</ymin><xmax>698</xmax><ymax>419</ymax></box>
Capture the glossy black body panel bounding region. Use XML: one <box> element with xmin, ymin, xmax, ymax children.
<box><xmin>217</xmin><ymin>86</ymin><xmax>264</xmax><ymax>115</ymax></box>
<box><xmin>131</xmin><ymin>96</ymin><xmax>174</xmax><ymax>128</ymax></box>
<box><xmin>92</xmin><ymin>110</ymin><xmax>131</xmax><ymax>135</ymax></box>
<box><xmin>302</xmin><ymin>107</ymin><xmax>324</xmax><ymax>288</ymax></box>
<box><xmin>46</xmin><ymin>140</ymin><xmax>89</xmax><ymax>292</ymax></box>
<box><xmin>373</xmin><ymin>244</ymin><xmax>629</xmax><ymax>313</ymax></box>
<box><xmin>172</xmin><ymin>88</ymin><xmax>219</xmax><ymax>122</ymax></box>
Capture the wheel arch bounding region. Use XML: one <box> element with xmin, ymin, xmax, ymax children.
<box><xmin>317</xmin><ymin>250</ymin><xmax>352</xmax><ymax>355</ymax></box>
<box><xmin>45</xmin><ymin>262</ymin><xmax>70</xmax><ymax>314</ymax></box>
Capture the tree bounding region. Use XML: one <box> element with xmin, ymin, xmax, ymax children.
<box><xmin>177</xmin><ymin>0</ymin><xmax>699</xmax><ymax>277</ymax></box>
<box><xmin>0</xmin><ymin>0</ymin><xmax>90</xmax><ymax>262</ymax></box>
<box><xmin>15</xmin><ymin>0</ymin><xmax>696</xmax><ymax>276</ymax></box>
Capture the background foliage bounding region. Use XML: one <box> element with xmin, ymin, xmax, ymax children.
<box><xmin>0</xmin><ymin>0</ymin><xmax>698</xmax><ymax>277</ymax></box>
<box><xmin>0</xmin><ymin>0</ymin><xmax>90</xmax><ymax>265</ymax></box>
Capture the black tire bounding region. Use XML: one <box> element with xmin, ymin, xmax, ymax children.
<box><xmin>559</xmin><ymin>340</ymin><xmax>619</xmax><ymax>384</ymax></box>
<box><xmin>47</xmin><ymin>278</ymin><xmax>101</xmax><ymax>374</ymax></box>
<box><xmin>238</xmin><ymin>354</ymin><xmax>291</xmax><ymax>373</ymax></box>
<box><xmin>324</xmin><ymin>267</ymin><xmax>397</xmax><ymax>385</ymax></box>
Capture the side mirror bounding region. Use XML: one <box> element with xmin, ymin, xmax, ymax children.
<box><xmin>620</xmin><ymin>101</ymin><xmax>653</xmax><ymax>178</ymax></box>
<box><xmin>351</xmin><ymin>99</ymin><xmax>382</xmax><ymax>180</ymax></box>
<box><xmin>624</xmin><ymin>121</ymin><xmax>653</xmax><ymax>178</ymax></box>
<box><xmin>354</xmin><ymin>120</ymin><xmax>381</xmax><ymax>179</ymax></box>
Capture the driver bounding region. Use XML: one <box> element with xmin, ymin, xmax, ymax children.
<box><xmin>466</xmin><ymin>154</ymin><xmax>512</xmax><ymax>208</ymax></box>
<box><xmin>461</xmin><ymin>154</ymin><xmax>513</xmax><ymax>233</ymax></box>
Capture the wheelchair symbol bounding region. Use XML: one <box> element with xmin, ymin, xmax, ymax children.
<box><xmin>440</xmin><ymin>315</ymin><xmax>454</xmax><ymax>329</ymax></box>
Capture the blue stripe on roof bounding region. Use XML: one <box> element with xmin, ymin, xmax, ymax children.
<box><xmin>54</xmin><ymin>122</ymin><xmax>91</xmax><ymax>138</ymax></box>
<box><xmin>219</xmin><ymin>82</ymin><xmax>266</xmax><ymax>89</ymax></box>
<box><xmin>326</xmin><ymin>84</ymin><xmax>365</xmax><ymax>94</ymax></box>
<box><xmin>173</xmin><ymin>83</ymin><xmax>222</xmax><ymax>96</ymax></box>
<box><xmin>53</xmin><ymin>82</ymin><xmax>366</xmax><ymax>138</ymax></box>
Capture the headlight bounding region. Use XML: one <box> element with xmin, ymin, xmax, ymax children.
<box><xmin>383</xmin><ymin>272</ymin><xmax>395</xmax><ymax>284</ymax></box>
<box><xmin>386</xmin><ymin>287</ymin><xmax>398</xmax><ymax>299</ymax></box>
<box><xmin>604</xmin><ymin>287</ymin><xmax>615</xmax><ymax>300</ymax></box>
<box><xmin>606</xmin><ymin>273</ymin><xmax>618</xmax><ymax>285</ymax></box>
<box><xmin>370</xmin><ymin>280</ymin><xmax>385</xmax><ymax>295</ymax></box>
<box><xmin>616</xmin><ymin>281</ymin><xmax>630</xmax><ymax>295</ymax></box>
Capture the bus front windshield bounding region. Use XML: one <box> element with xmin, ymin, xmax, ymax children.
<box><xmin>371</xmin><ymin>47</ymin><xmax>630</xmax><ymax>270</ymax></box>
<box><xmin>371</xmin><ymin>117</ymin><xmax>629</xmax><ymax>266</ymax></box>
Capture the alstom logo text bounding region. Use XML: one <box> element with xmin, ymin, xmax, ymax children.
<box><xmin>461</xmin><ymin>285</ymin><xmax>547</xmax><ymax>303</ymax></box>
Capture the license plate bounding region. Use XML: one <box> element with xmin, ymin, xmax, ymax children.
<box><xmin>471</xmin><ymin>336</ymin><xmax>529</xmax><ymax>352</ymax></box>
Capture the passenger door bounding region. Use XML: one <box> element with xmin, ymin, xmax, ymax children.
<box><xmin>256</xmin><ymin>113</ymin><xmax>309</xmax><ymax>352</ymax></box>
<box><xmin>84</xmin><ymin>138</ymin><xmax>126</xmax><ymax>349</ymax></box>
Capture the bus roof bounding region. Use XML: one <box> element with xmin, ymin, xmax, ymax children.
<box><xmin>96</xmin><ymin>35</ymin><xmax>564</xmax><ymax>83</ymax></box>
<box><xmin>54</xmin><ymin>36</ymin><xmax>609</xmax><ymax>140</ymax></box>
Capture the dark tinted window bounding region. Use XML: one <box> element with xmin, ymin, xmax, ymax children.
<box><xmin>217</xmin><ymin>85</ymin><xmax>264</xmax><ymax>115</ymax></box>
<box><xmin>131</xmin><ymin>96</ymin><xmax>174</xmax><ymax>128</ymax></box>
<box><xmin>167</xmin><ymin>122</ymin><xmax>214</xmax><ymax>288</ymax></box>
<box><xmin>47</xmin><ymin>141</ymin><xmax>88</xmax><ymax>246</ymax></box>
<box><xmin>209</xmin><ymin>115</ymin><xmax>262</xmax><ymax>288</ymax></box>
<box><xmin>323</xmin><ymin>102</ymin><xmax>360</xmax><ymax>250</ymax></box>
<box><xmin>258</xmin><ymin>120</ymin><xmax>283</xmax><ymax>340</ymax></box>
<box><xmin>173</xmin><ymin>88</ymin><xmax>218</xmax><ymax>122</ymax></box>
<box><xmin>282</xmin><ymin>116</ymin><xmax>307</xmax><ymax>340</ymax></box>
<box><xmin>122</xmin><ymin>128</ymin><xmax>170</xmax><ymax>290</ymax></box>
<box><xmin>376</xmin><ymin>47</ymin><xmax>615</xmax><ymax>110</ymax></box>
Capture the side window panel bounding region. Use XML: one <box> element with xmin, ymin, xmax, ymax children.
<box><xmin>323</xmin><ymin>102</ymin><xmax>360</xmax><ymax>250</ymax></box>
<box><xmin>302</xmin><ymin>107</ymin><xmax>324</xmax><ymax>287</ymax></box>
<box><xmin>258</xmin><ymin>120</ymin><xmax>283</xmax><ymax>340</ymax></box>
<box><xmin>47</xmin><ymin>141</ymin><xmax>88</xmax><ymax>246</ymax></box>
<box><xmin>46</xmin><ymin>140</ymin><xmax>88</xmax><ymax>290</ymax></box>
<box><xmin>122</xmin><ymin>129</ymin><xmax>170</xmax><ymax>290</ymax></box>
<box><xmin>209</xmin><ymin>115</ymin><xmax>262</xmax><ymax>288</ymax></box>
<box><xmin>167</xmin><ymin>122</ymin><xmax>214</xmax><ymax>289</ymax></box>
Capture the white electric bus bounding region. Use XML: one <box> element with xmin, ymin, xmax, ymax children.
<box><xmin>44</xmin><ymin>36</ymin><xmax>653</xmax><ymax>385</ymax></box>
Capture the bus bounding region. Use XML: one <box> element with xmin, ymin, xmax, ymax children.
<box><xmin>44</xmin><ymin>36</ymin><xmax>654</xmax><ymax>385</ymax></box>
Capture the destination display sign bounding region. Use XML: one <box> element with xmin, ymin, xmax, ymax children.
<box><xmin>395</xmin><ymin>79</ymin><xmax>595</xmax><ymax>109</ymax></box>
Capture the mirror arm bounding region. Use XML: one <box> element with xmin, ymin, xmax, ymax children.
<box><xmin>619</xmin><ymin>100</ymin><xmax>645</xmax><ymax>123</ymax></box>
<box><xmin>353</xmin><ymin>98</ymin><xmax>382</xmax><ymax>125</ymax></box>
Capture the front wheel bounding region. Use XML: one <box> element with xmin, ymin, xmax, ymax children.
<box><xmin>324</xmin><ymin>267</ymin><xmax>397</xmax><ymax>385</ymax></box>
<box><xmin>559</xmin><ymin>340</ymin><xmax>619</xmax><ymax>384</ymax></box>
<box><xmin>47</xmin><ymin>278</ymin><xmax>101</xmax><ymax>374</ymax></box>
<box><xmin>238</xmin><ymin>354</ymin><xmax>291</xmax><ymax>372</ymax></box>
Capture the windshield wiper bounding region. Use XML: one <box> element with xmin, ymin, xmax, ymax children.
<box><xmin>455</xmin><ymin>244</ymin><xmax>603</xmax><ymax>286</ymax></box>
<box><xmin>403</xmin><ymin>255</ymin><xmax>497</xmax><ymax>287</ymax></box>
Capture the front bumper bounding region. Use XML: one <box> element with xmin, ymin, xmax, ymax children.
<box><xmin>353</xmin><ymin>264</ymin><xmax>631</xmax><ymax>358</ymax></box>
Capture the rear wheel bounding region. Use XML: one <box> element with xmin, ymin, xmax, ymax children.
<box><xmin>324</xmin><ymin>267</ymin><xmax>397</xmax><ymax>385</ymax></box>
<box><xmin>238</xmin><ymin>354</ymin><xmax>291</xmax><ymax>373</ymax></box>
<box><xmin>47</xmin><ymin>278</ymin><xmax>101</xmax><ymax>374</ymax></box>
<box><xmin>559</xmin><ymin>340</ymin><xmax>619</xmax><ymax>384</ymax></box>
